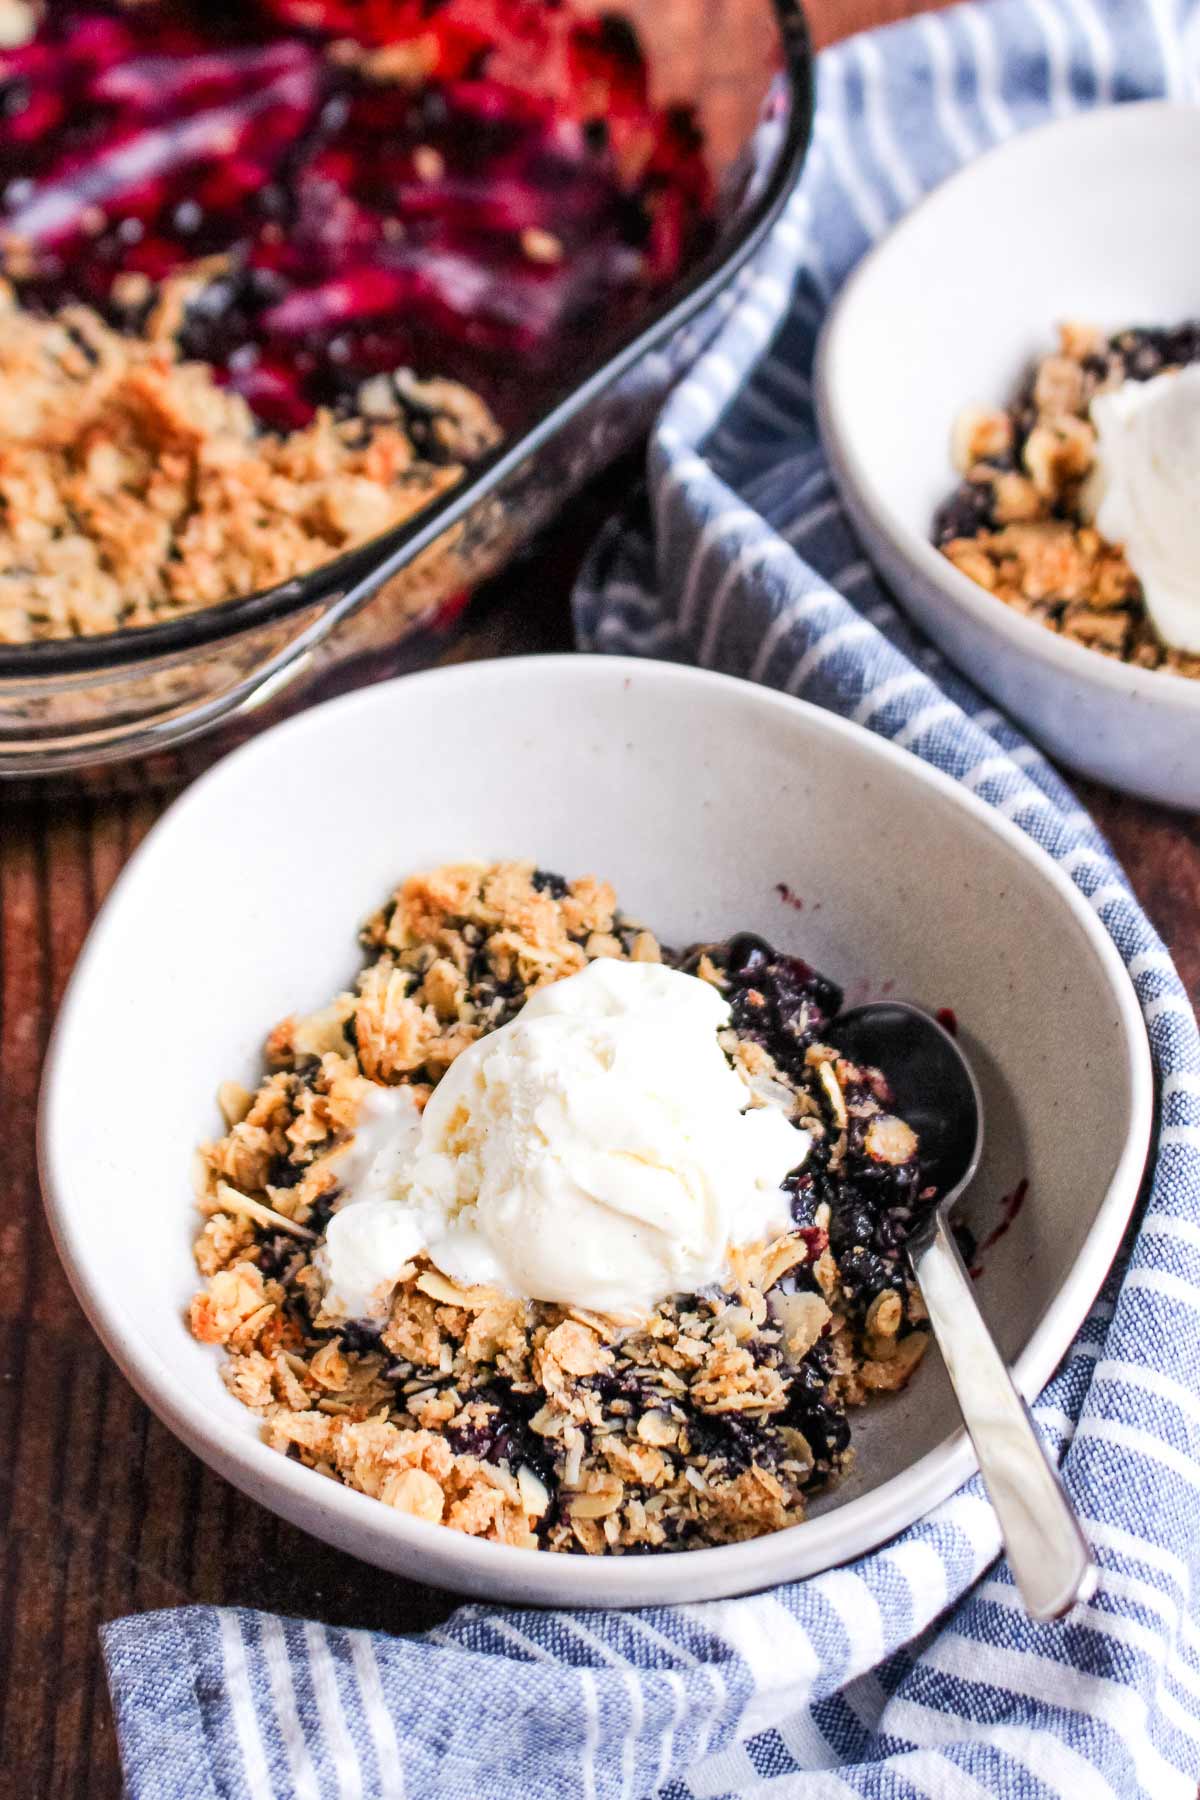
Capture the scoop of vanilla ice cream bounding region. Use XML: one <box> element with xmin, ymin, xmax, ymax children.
<box><xmin>415</xmin><ymin>959</ymin><xmax>809</xmax><ymax>1312</ymax></box>
<box><xmin>1086</xmin><ymin>365</ymin><xmax>1200</xmax><ymax>654</ymax></box>
<box><xmin>319</xmin><ymin>958</ymin><xmax>811</xmax><ymax>1320</ymax></box>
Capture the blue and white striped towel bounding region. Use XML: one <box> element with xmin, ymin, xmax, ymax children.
<box><xmin>103</xmin><ymin>0</ymin><xmax>1200</xmax><ymax>1794</ymax></box>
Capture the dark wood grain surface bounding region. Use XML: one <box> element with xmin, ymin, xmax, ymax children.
<box><xmin>2</xmin><ymin>3</ymin><xmax>1197</xmax><ymax>1795</ymax></box>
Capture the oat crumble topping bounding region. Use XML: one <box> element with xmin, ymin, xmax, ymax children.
<box><xmin>934</xmin><ymin>320</ymin><xmax>1200</xmax><ymax>679</ymax></box>
<box><xmin>0</xmin><ymin>278</ymin><xmax>499</xmax><ymax>642</ymax></box>
<box><xmin>189</xmin><ymin>861</ymin><xmax>939</xmax><ymax>1555</ymax></box>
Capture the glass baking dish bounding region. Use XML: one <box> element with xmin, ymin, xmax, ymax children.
<box><xmin>0</xmin><ymin>0</ymin><xmax>812</xmax><ymax>787</ymax></box>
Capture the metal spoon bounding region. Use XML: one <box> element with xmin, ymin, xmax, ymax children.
<box><xmin>825</xmin><ymin>1001</ymin><xmax>1096</xmax><ymax>1622</ymax></box>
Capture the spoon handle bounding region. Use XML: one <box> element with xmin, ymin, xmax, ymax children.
<box><xmin>910</xmin><ymin>1214</ymin><xmax>1096</xmax><ymax>1621</ymax></box>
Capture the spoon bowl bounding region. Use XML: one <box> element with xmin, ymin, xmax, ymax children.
<box><xmin>827</xmin><ymin>1001</ymin><xmax>982</xmax><ymax>1202</ymax></box>
<box><xmin>827</xmin><ymin>1000</ymin><xmax>1095</xmax><ymax>1622</ymax></box>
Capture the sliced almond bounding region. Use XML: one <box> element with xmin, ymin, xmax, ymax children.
<box><xmin>720</xmin><ymin>1305</ymin><xmax>756</xmax><ymax>1343</ymax></box>
<box><xmin>384</xmin><ymin>1466</ymin><xmax>445</xmax><ymax>1522</ymax></box>
<box><xmin>291</xmin><ymin>995</ymin><xmax>355</xmax><ymax>1059</ymax></box>
<box><xmin>415</xmin><ymin>1269</ymin><xmax>474</xmax><ymax>1306</ymax></box>
<box><xmin>568</xmin><ymin>1482</ymin><xmax>624</xmax><ymax>1520</ymax></box>
<box><xmin>217</xmin><ymin>1080</ymin><xmax>253</xmax><ymax>1129</ymax></box>
<box><xmin>637</xmin><ymin>1409</ymin><xmax>679</xmax><ymax>1448</ymax></box>
<box><xmin>567</xmin><ymin>1306</ymin><xmax>626</xmax><ymax>1338</ymax></box>
<box><xmin>860</xmin><ymin>1330</ymin><xmax>929</xmax><ymax>1392</ymax></box>
<box><xmin>779</xmin><ymin>1426</ymin><xmax>815</xmax><ymax>1476</ymax></box>
<box><xmin>864</xmin><ymin>1114</ymin><xmax>918</xmax><ymax>1166</ymax></box>
<box><xmin>517</xmin><ymin>1465</ymin><xmax>550</xmax><ymax>1518</ymax></box>
<box><xmin>817</xmin><ymin>1061</ymin><xmax>848</xmax><ymax>1130</ymax></box>
<box><xmin>770</xmin><ymin>1290</ymin><xmax>832</xmax><ymax>1362</ymax></box>
<box><xmin>758</xmin><ymin>1234</ymin><xmax>810</xmax><ymax>1292</ymax></box>
<box><xmin>216</xmin><ymin>1181</ymin><xmax>316</xmax><ymax>1241</ymax></box>
<box><xmin>865</xmin><ymin>1289</ymin><xmax>903</xmax><ymax>1340</ymax></box>
<box><xmin>562</xmin><ymin>1429</ymin><xmax>584</xmax><ymax>1488</ymax></box>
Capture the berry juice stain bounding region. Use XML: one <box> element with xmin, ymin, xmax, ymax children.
<box><xmin>967</xmin><ymin>1177</ymin><xmax>1029</xmax><ymax>1277</ymax></box>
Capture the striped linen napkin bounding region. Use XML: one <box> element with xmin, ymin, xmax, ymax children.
<box><xmin>102</xmin><ymin>0</ymin><xmax>1200</xmax><ymax>1795</ymax></box>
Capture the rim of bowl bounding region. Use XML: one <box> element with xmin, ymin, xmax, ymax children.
<box><xmin>37</xmin><ymin>656</ymin><xmax>1155</xmax><ymax>1602</ymax></box>
<box><xmin>815</xmin><ymin>100</ymin><xmax>1200</xmax><ymax>723</ymax></box>
<box><xmin>0</xmin><ymin>0</ymin><xmax>814</xmax><ymax>681</ymax></box>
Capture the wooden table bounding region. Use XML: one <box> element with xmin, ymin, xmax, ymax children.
<box><xmin>2</xmin><ymin>5</ymin><xmax>1198</xmax><ymax>1793</ymax></box>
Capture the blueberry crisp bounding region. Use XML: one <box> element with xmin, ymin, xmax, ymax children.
<box><xmin>190</xmin><ymin>862</ymin><xmax>938</xmax><ymax>1554</ymax></box>
<box><xmin>0</xmin><ymin>0</ymin><xmax>710</xmax><ymax>640</ymax></box>
<box><xmin>935</xmin><ymin>320</ymin><xmax>1200</xmax><ymax>679</ymax></box>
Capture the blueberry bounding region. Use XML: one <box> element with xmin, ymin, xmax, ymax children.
<box><xmin>1114</xmin><ymin>323</ymin><xmax>1200</xmax><ymax>380</ymax></box>
<box><xmin>530</xmin><ymin>869</ymin><xmax>568</xmax><ymax>898</ymax></box>
<box><xmin>934</xmin><ymin>481</ymin><xmax>994</xmax><ymax>545</ymax></box>
<box><xmin>723</xmin><ymin>933</ymin><xmax>773</xmax><ymax>976</ymax></box>
<box><xmin>596</xmin><ymin>15</ymin><xmax>642</xmax><ymax>63</ymax></box>
<box><xmin>791</xmin><ymin>1399</ymin><xmax>851</xmax><ymax>1465</ymax></box>
<box><xmin>338</xmin><ymin>1318</ymin><xmax>384</xmax><ymax>1356</ymax></box>
<box><xmin>446</xmin><ymin>1382</ymin><xmax>557</xmax><ymax>1489</ymax></box>
<box><xmin>836</xmin><ymin>1244</ymin><xmax>902</xmax><ymax>1311</ymax></box>
<box><xmin>685</xmin><ymin>1408</ymin><xmax>770</xmax><ymax>1474</ymax></box>
<box><xmin>303</xmin><ymin>1189</ymin><xmax>340</xmax><ymax>1237</ymax></box>
<box><xmin>267</xmin><ymin>1154</ymin><xmax>305</xmax><ymax>1189</ymax></box>
<box><xmin>874</xmin><ymin>1210</ymin><xmax>909</xmax><ymax>1252</ymax></box>
<box><xmin>830</xmin><ymin>1198</ymin><xmax>876</xmax><ymax>1251</ymax></box>
<box><xmin>256</xmin><ymin>1233</ymin><xmax>296</xmax><ymax>1280</ymax></box>
<box><xmin>1165</xmin><ymin>324</ymin><xmax>1200</xmax><ymax>366</ymax></box>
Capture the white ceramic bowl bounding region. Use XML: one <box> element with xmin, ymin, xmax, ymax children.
<box><xmin>816</xmin><ymin>102</ymin><xmax>1200</xmax><ymax>810</ymax></box>
<box><xmin>38</xmin><ymin>656</ymin><xmax>1152</xmax><ymax>1606</ymax></box>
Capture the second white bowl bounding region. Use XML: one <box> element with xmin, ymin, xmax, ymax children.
<box><xmin>816</xmin><ymin>101</ymin><xmax>1200</xmax><ymax>810</ymax></box>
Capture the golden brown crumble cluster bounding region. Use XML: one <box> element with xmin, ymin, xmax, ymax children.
<box><xmin>189</xmin><ymin>861</ymin><xmax>932</xmax><ymax>1555</ymax></box>
<box><xmin>0</xmin><ymin>277</ymin><xmax>499</xmax><ymax>643</ymax></box>
<box><xmin>935</xmin><ymin>320</ymin><xmax>1200</xmax><ymax>679</ymax></box>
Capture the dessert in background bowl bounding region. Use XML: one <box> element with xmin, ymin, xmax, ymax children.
<box><xmin>816</xmin><ymin>101</ymin><xmax>1200</xmax><ymax>809</ymax></box>
<box><xmin>935</xmin><ymin>320</ymin><xmax>1200</xmax><ymax>680</ymax></box>
<box><xmin>38</xmin><ymin>656</ymin><xmax>1152</xmax><ymax>1605</ymax></box>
